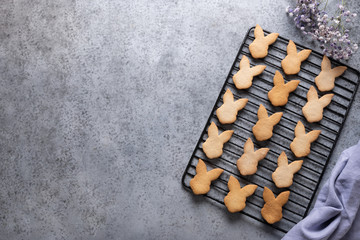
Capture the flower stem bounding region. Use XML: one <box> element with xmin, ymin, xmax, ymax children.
<box><xmin>323</xmin><ymin>0</ymin><xmax>329</xmax><ymax>10</ymax></box>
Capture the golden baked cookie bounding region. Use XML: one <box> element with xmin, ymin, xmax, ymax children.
<box><xmin>315</xmin><ymin>55</ymin><xmax>347</xmax><ymax>92</ymax></box>
<box><xmin>261</xmin><ymin>187</ymin><xmax>290</xmax><ymax>224</ymax></box>
<box><xmin>272</xmin><ymin>151</ymin><xmax>303</xmax><ymax>188</ymax></box>
<box><xmin>233</xmin><ymin>55</ymin><xmax>266</xmax><ymax>89</ymax></box>
<box><xmin>190</xmin><ymin>159</ymin><xmax>224</xmax><ymax>195</ymax></box>
<box><xmin>281</xmin><ymin>40</ymin><xmax>312</xmax><ymax>75</ymax></box>
<box><xmin>202</xmin><ymin>122</ymin><xmax>234</xmax><ymax>159</ymax></box>
<box><xmin>224</xmin><ymin>175</ymin><xmax>257</xmax><ymax>213</ymax></box>
<box><xmin>236</xmin><ymin>138</ymin><xmax>269</xmax><ymax>176</ymax></box>
<box><xmin>216</xmin><ymin>89</ymin><xmax>248</xmax><ymax>124</ymax></box>
<box><xmin>249</xmin><ymin>24</ymin><xmax>279</xmax><ymax>59</ymax></box>
<box><xmin>302</xmin><ymin>86</ymin><xmax>333</xmax><ymax>123</ymax></box>
<box><xmin>268</xmin><ymin>71</ymin><xmax>300</xmax><ymax>106</ymax></box>
<box><xmin>252</xmin><ymin>104</ymin><xmax>283</xmax><ymax>141</ymax></box>
<box><xmin>290</xmin><ymin>121</ymin><xmax>321</xmax><ymax>157</ymax></box>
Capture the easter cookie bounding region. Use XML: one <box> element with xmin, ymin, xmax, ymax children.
<box><xmin>272</xmin><ymin>152</ymin><xmax>303</xmax><ymax>188</ymax></box>
<box><xmin>281</xmin><ymin>40</ymin><xmax>312</xmax><ymax>75</ymax></box>
<box><xmin>202</xmin><ymin>122</ymin><xmax>234</xmax><ymax>159</ymax></box>
<box><xmin>302</xmin><ymin>86</ymin><xmax>333</xmax><ymax>123</ymax></box>
<box><xmin>224</xmin><ymin>175</ymin><xmax>257</xmax><ymax>213</ymax></box>
<box><xmin>290</xmin><ymin>121</ymin><xmax>321</xmax><ymax>157</ymax></box>
<box><xmin>315</xmin><ymin>55</ymin><xmax>347</xmax><ymax>92</ymax></box>
<box><xmin>190</xmin><ymin>159</ymin><xmax>224</xmax><ymax>195</ymax></box>
<box><xmin>252</xmin><ymin>104</ymin><xmax>283</xmax><ymax>141</ymax></box>
<box><xmin>237</xmin><ymin>138</ymin><xmax>269</xmax><ymax>176</ymax></box>
<box><xmin>233</xmin><ymin>55</ymin><xmax>266</xmax><ymax>89</ymax></box>
<box><xmin>268</xmin><ymin>71</ymin><xmax>300</xmax><ymax>106</ymax></box>
<box><xmin>261</xmin><ymin>187</ymin><xmax>290</xmax><ymax>224</ymax></box>
<box><xmin>216</xmin><ymin>89</ymin><xmax>248</xmax><ymax>124</ymax></box>
<box><xmin>249</xmin><ymin>24</ymin><xmax>279</xmax><ymax>59</ymax></box>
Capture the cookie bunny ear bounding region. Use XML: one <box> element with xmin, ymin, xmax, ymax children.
<box><xmin>268</xmin><ymin>112</ymin><xmax>283</xmax><ymax>126</ymax></box>
<box><xmin>275</xmin><ymin>191</ymin><xmax>290</xmax><ymax>207</ymax></box>
<box><xmin>218</xmin><ymin>130</ymin><xmax>234</xmax><ymax>144</ymax></box>
<box><xmin>255</xmin><ymin>148</ymin><xmax>269</xmax><ymax>161</ymax></box>
<box><xmin>307</xmin><ymin>86</ymin><xmax>318</xmax><ymax>101</ymax></box>
<box><xmin>297</xmin><ymin>49</ymin><xmax>312</xmax><ymax>62</ymax></box>
<box><xmin>288</xmin><ymin>160</ymin><xmax>303</xmax><ymax>174</ymax></box>
<box><xmin>285</xmin><ymin>80</ymin><xmax>301</xmax><ymax>92</ymax></box>
<box><xmin>228</xmin><ymin>175</ymin><xmax>241</xmax><ymax>191</ymax></box>
<box><xmin>196</xmin><ymin>159</ymin><xmax>207</xmax><ymax>174</ymax></box>
<box><xmin>273</xmin><ymin>71</ymin><xmax>284</xmax><ymax>86</ymax></box>
<box><xmin>264</xmin><ymin>33</ymin><xmax>279</xmax><ymax>45</ymax></box>
<box><xmin>254</xmin><ymin>24</ymin><xmax>264</xmax><ymax>39</ymax></box>
<box><xmin>306</xmin><ymin>130</ymin><xmax>321</xmax><ymax>143</ymax></box>
<box><xmin>257</xmin><ymin>104</ymin><xmax>268</xmax><ymax>120</ymax></box>
<box><xmin>250</xmin><ymin>65</ymin><xmax>267</xmax><ymax>76</ymax></box>
<box><xmin>239</xmin><ymin>55</ymin><xmax>250</xmax><ymax>69</ymax></box>
<box><xmin>287</xmin><ymin>40</ymin><xmax>297</xmax><ymax>55</ymax></box>
<box><xmin>223</xmin><ymin>89</ymin><xmax>234</xmax><ymax>104</ymax></box>
<box><xmin>277</xmin><ymin>151</ymin><xmax>288</xmax><ymax>167</ymax></box>
<box><xmin>321</xmin><ymin>55</ymin><xmax>331</xmax><ymax>71</ymax></box>
<box><xmin>234</xmin><ymin>98</ymin><xmax>248</xmax><ymax>111</ymax></box>
<box><xmin>294</xmin><ymin>121</ymin><xmax>306</xmax><ymax>137</ymax></box>
<box><xmin>331</xmin><ymin>66</ymin><xmax>347</xmax><ymax>77</ymax></box>
<box><xmin>318</xmin><ymin>93</ymin><xmax>334</xmax><ymax>107</ymax></box>
<box><xmin>207</xmin><ymin>122</ymin><xmax>218</xmax><ymax>138</ymax></box>
<box><xmin>243</xmin><ymin>138</ymin><xmax>254</xmax><ymax>153</ymax></box>
<box><xmin>207</xmin><ymin>168</ymin><xmax>224</xmax><ymax>181</ymax></box>
<box><xmin>263</xmin><ymin>187</ymin><xmax>275</xmax><ymax>203</ymax></box>
<box><xmin>241</xmin><ymin>184</ymin><xmax>258</xmax><ymax>197</ymax></box>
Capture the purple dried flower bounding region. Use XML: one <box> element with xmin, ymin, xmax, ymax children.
<box><xmin>286</xmin><ymin>0</ymin><xmax>357</xmax><ymax>60</ymax></box>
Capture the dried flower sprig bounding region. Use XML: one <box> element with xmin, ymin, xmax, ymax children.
<box><xmin>286</xmin><ymin>0</ymin><xmax>358</xmax><ymax>60</ymax></box>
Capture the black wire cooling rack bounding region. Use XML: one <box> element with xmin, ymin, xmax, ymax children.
<box><xmin>181</xmin><ymin>26</ymin><xmax>360</xmax><ymax>233</ymax></box>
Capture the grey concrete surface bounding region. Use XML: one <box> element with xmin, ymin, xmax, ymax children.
<box><xmin>0</xmin><ymin>0</ymin><xmax>359</xmax><ymax>239</ymax></box>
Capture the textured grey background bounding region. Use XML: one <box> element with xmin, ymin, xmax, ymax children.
<box><xmin>0</xmin><ymin>0</ymin><xmax>359</xmax><ymax>239</ymax></box>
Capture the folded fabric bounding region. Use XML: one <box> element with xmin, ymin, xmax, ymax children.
<box><xmin>283</xmin><ymin>140</ymin><xmax>360</xmax><ymax>240</ymax></box>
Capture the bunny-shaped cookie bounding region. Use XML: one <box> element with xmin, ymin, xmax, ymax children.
<box><xmin>315</xmin><ymin>55</ymin><xmax>347</xmax><ymax>92</ymax></box>
<box><xmin>272</xmin><ymin>152</ymin><xmax>303</xmax><ymax>188</ymax></box>
<box><xmin>252</xmin><ymin>104</ymin><xmax>283</xmax><ymax>141</ymax></box>
<box><xmin>190</xmin><ymin>159</ymin><xmax>224</xmax><ymax>195</ymax></box>
<box><xmin>216</xmin><ymin>89</ymin><xmax>248</xmax><ymax>124</ymax></box>
<box><xmin>232</xmin><ymin>55</ymin><xmax>266</xmax><ymax>89</ymax></box>
<box><xmin>302</xmin><ymin>86</ymin><xmax>334</xmax><ymax>123</ymax></box>
<box><xmin>224</xmin><ymin>175</ymin><xmax>257</xmax><ymax>213</ymax></box>
<box><xmin>202</xmin><ymin>122</ymin><xmax>234</xmax><ymax>159</ymax></box>
<box><xmin>290</xmin><ymin>121</ymin><xmax>321</xmax><ymax>157</ymax></box>
<box><xmin>249</xmin><ymin>24</ymin><xmax>279</xmax><ymax>59</ymax></box>
<box><xmin>281</xmin><ymin>40</ymin><xmax>312</xmax><ymax>75</ymax></box>
<box><xmin>237</xmin><ymin>138</ymin><xmax>269</xmax><ymax>175</ymax></box>
<box><xmin>261</xmin><ymin>187</ymin><xmax>290</xmax><ymax>224</ymax></box>
<box><xmin>268</xmin><ymin>71</ymin><xmax>300</xmax><ymax>106</ymax></box>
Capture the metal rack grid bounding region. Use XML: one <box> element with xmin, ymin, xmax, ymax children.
<box><xmin>181</xmin><ymin>26</ymin><xmax>360</xmax><ymax>233</ymax></box>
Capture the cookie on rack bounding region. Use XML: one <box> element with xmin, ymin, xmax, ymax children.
<box><xmin>252</xmin><ymin>104</ymin><xmax>283</xmax><ymax>141</ymax></box>
<box><xmin>233</xmin><ymin>55</ymin><xmax>266</xmax><ymax>89</ymax></box>
<box><xmin>290</xmin><ymin>121</ymin><xmax>321</xmax><ymax>157</ymax></box>
<box><xmin>237</xmin><ymin>138</ymin><xmax>269</xmax><ymax>176</ymax></box>
<box><xmin>224</xmin><ymin>175</ymin><xmax>257</xmax><ymax>213</ymax></box>
<box><xmin>302</xmin><ymin>86</ymin><xmax>334</xmax><ymax>123</ymax></box>
<box><xmin>190</xmin><ymin>159</ymin><xmax>224</xmax><ymax>195</ymax></box>
<box><xmin>261</xmin><ymin>187</ymin><xmax>290</xmax><ymax>224</ymax></box>
<box><xmin>216</xmin><ymin>89</ymin><xmax>248</xmax><ymax>124</ymax></box>
<box><xmin>202</xmin><ymin>122</ymin><xmax>234</xmax><ymax>159</ymax></box>
<box><xmin>249</xmin><ymin>24</ymin><xmax>279</xmax><ymax>59</ymax></box>
<box><xmin>272</xmin><ymin>151</ymin><xmax>303</xmax><ymax>188</ymax></box>
<box><xmin>315</xmin><ymin>55</ymin><xmax>347</xmax><ymax>92</ymax></box>
<box><xmin>268</xmin><ymin>71</ymin><xmax>300</xmax><ymax>106</ymax></box>
<box><xmin>281</xmin><ymin>40</ymin><xmax>312</xmax><ymax>75</ymax></box>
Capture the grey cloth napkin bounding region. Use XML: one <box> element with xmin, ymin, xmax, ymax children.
<box><xmin>283</xmin><ymin>140</ymin><xmax>360</xmax><ymax>240</ymax></box>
